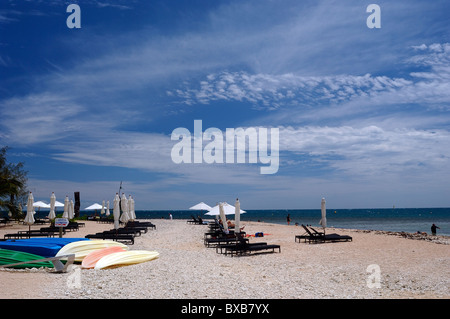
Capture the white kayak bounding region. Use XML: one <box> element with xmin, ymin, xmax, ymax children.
<box><xmin>94</xmin><ymin>250</ymin><xmax>159</xmax><ymax>270</ymax></box>
<box><xmin>55</xmin><ymin>240</ymin><xmax>128</xmax><ymax>262</ymax></box>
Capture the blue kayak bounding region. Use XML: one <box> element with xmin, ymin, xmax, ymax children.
<box><xmin>10</xmin><ymin>238</ymin><xmax>89</xmax><ymax>247</ymax></box>
<box><xmin>0</xmin><ymin>238</ymin><xmax>89</xmax><ymax>257</ymax></box>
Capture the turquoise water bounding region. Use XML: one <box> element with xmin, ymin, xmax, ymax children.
<box><xmin>136</xmin><ymin>207</ymin><xmax>450</xmax><ymax>236</ymax></box>
<box><xmin>23</xmin><ymin>207</ymin><xmax>450</xmax><ymax>236</ymax></box>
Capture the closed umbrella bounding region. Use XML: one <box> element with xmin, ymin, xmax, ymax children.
<box><xmin>319</xmin><ymin>197</ymin><xmax>327</xmax><ymax>233</ymax></box>
<box><xmin>101</xmin><ymin>200</ymin><xmax>105</xmax><ymax>215</ymax></box>
<box><xmin>48</xmin><ymin>192</ymin><xmax>56</xmax><ymax>220</ymax></box>
<box><xmin>69</xmin><ymin>200</ymin><xmax>74</xmax><ymax>220</ymax></box>
<box><xmin>219</xmin><ymin>202</ymin><xmax>228</xmax><ymax>232</ymax></box>
<box><xmin>128</xmin><ymin>195</ymin><xmax>136</xmax><ymax>221</ymax></box>
<box><xmin>120</xmin><ymin>193</ymin><xmax>130</xmax><ymax>224</ymax></box>
<box><xmin>62</xmin><ymin>196</ymin><xmax>69</xmax><ymax>219</ymax></box>
<box><xmin>106</xmin><ymin>200</ymin><xmax>110</xmax><ymax>217</ymax></box>
<box><xmin>235</xmin><ymin>198</ymin><xmax>241</xmax><ymax>233</ymax></box>
<box><xmin>24</xmin><ymin>192</ymin><xmax>35</xmax><ymax>226</ymax></box>
<box><xmin>113</xmin><ymin>193</ymin><xmax>120</xmax><ymax>229</ymax></box>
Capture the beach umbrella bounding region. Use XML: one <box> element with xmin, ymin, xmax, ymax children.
<box><xmin>235</xmin><ymin>198</ymin><xmax>241</xmax><ymax>233</ymax></box>
<box><xmin>62</xmin><ymin>196</ymin><xmax>69</xmax><ymax>219</ymax></box>
<box><xmin>33</xmin><ymin>201</ymin><xmax>50</xmax><ymax>209</ymax></box>
<box><xmin>120</xmin><ymin>193</ymin><xmax>130</xmax><ymax>223</ymax></box>
<box><xmin>106</xmin><ymin>200</ymin><xmax>110</xmax><ymax>217</ymax></box>
<box><xmin>113</xmin><ymin>193</ymin><xmax>120</xmax><ymax>229</ymax></box>
<box><xmin>54</xmin><ymin>200</ymin><xmax>65</xmax><ymax>208</ymax></box>
<box><xmin>219</xmin><ymin>203</ymin><xmax>228</xmax><ymax>232</ymax></box>
<box><xmin>205</xmin><ymin>202</ymin><xmax>246</xmax><ymax>216</ymax></box>
<box><xmin>189</xmin><ymin>202</ymin><xmax>212</xmax><ymax>211</ymax></box>
<box><xmin>129</xmin><ymin>195</ymin><xmax>136</xmax><ymax>221</ymax></box>
<box><xmin>101</xmin><ymin>200</ymin><xmax>105</xmax><ymax>215</ymax></box>
<box><xmin>69</xmin><ymin>200</ymin><xmax>75</xmax><ymax>220</ymax></box>
<box><xmin>48</xmin><ymin>192</ymin><xmax>56</xmax><ymax>220</ymax></box>
<box><xmin>84</xmin><ymin>203</ymin><xmax>103</xmax><ymax>210</ymax></box>
<box><xmin>319</xmin><ymin>197</ymin><xmax>327</xmax><ymax>232</ymax></box>
<box><xmin>24</xmin><ymin>192</ymin><xmax>35</xmax><ymax>226</ymax></box>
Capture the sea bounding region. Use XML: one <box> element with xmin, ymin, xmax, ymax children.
<box><xmin>20</xmin><ymin>207</ymin><xmax>450</xmax><ymax>236</ymax></box>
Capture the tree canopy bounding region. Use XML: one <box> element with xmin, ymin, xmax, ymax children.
<box><xmin>0</xmin><ymin>146</ymin><xmax>28</xmax><ymax>218</ymax></box>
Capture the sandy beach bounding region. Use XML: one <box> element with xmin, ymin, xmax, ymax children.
<box><xmin>0</xmin><ymin>219</ymin><xmax>449</xmax><ymax>299</ymax></box>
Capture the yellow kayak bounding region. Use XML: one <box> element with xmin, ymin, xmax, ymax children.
<box><xmin>55</xmin><ymin>240</ymin><xmax>128</xmax><ymax>262</ymax></box>
<box><xmin>95</xmin><ymin>250</ymin><xmax>159</xmax><ymax>270</ymax></box>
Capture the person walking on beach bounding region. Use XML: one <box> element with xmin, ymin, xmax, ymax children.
<box><xmin>431</xmin><ymin>224</ymin><xmax>440</xmax><ymax>235</ymax></box>
<box><xmin>286</xmin><ymin>214</ymin><xmax>291</xmax><ymax>225</ymax></box>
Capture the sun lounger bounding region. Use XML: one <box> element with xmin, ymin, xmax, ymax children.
<box><xmin>98</xmin><ymin>217</ymin><xmax>114</xmax><ymax>224</ymax></box>
<box><xmin>85</xmin><ymin>232</ymin><xmax>134</xmax><ymax>245</ymax></box>
<box><xmin>296</xmin><ymin>225</ymin><xmax>352</xmax><ymax>243</ymax></box>
<box><xmin>103</xmin><ymin>228</ymin><xmax>142</xmax><ymax>237</ymax></box>
<box><xmin>187</xmin><ymin>216</ymin><xmax>206</xmax><ymax>225</ymax></box>
<box><xmin>204</xmin><ymin>235</ymin><xmax>247</xmax><ymax>247</ymax></box>
<box><xmin>4</xmin><ymin>231</ymin><xmax>56</xmax><ymax>239</ymax></box>
<box><xmin>126</xmin><ymin>221</ymin><xmax>156</xmax><ymax>230</ymax></box>
<box><xmin>124</xmin><ymin>225</ymin><xmax>149</xmax><ymax>233</ymax></box>
<box><xmin>216</xmin><ymin>242</ymin><xmax>268</xmax><ymax>254</ymax></box>
<box><xmin>221</xmin><ymin>240</ymin><xmax>281</xmax><ymax>256</ymax></box>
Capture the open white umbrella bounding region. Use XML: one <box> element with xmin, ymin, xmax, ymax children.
<box><xmin>24</xmin><ymin>192</ymin><xmax>35</xmax><ymax>226</ymax></box>
<box><xmin>235</xmin><ymin>198</ymin><xmax>241</xmax><ymax>233</ymax></box>
<box><xmin>189</xmin><ymin>202</ymin><xmax>212</xmax><ymax>211</ymax></box>
<box><xmin>62</xmin><ymin>196</ymin><xmax>69</xmax><ymax>219</ymax></box>
<box><xmin>48</xmin><ymin>192</ymin><xmax>56</xmax><ymax>220</ymax></box>
<box><xmin>219</xmin><ymin>203</ymin><xmax>228</xmax><ymax>232</ymax></box>
<box><xmin>319</xmin><ymin>197</ymin><xmax>327</xmax><ymax>233</ymax></box>
<box><xmin>106</xmin><ymin>200</ymin><xmax>110</xmax><ymax>217</ymax></box>
<box><xmin>120</xmin><ymin>193</ymin><xmax>130</xmax><ymax>223</ymax></box>
<box><xmin>85</xmin><ymin>203</ymin><xmax>103</xmax><ymax>210</ymax></box>
<box><xmin>205</xmin><ymin>202</ymin><xmax>246</xmax><ymax>216</ymax></box>
<box><xmin>54</xmin><ymin>200</ymin><xmax>65</xmax><ymax>208</ymax></box>
<box><xmin>113</xmin><ymin>193</ymin><xmax>120</xmax><ymax>229</ymax></box>
<box><xmin>33</xmin><ymin>201</ymin><xmax>50</xmax><ymax>209</ymax></box>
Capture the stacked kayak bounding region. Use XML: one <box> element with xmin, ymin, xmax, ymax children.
<box><xmin>93</xmin><ymin>250</ymin><xmax>159</xmax><ymax>270</ymax></box>
<box><xmin>0</xmin><ymin>238</ymin><xmax>159</xmax><ymax>270</ymax></box>
<box><xmin>0</xmin><ymin>249</ymin><xmax>54</xmax><ymax>269</ymax></box>
<box><xmin>56</xmin><ymin>239</ymin><xmax>159</xmax><ymax>269</ymax></box>
<box><xmin>55</xmin><ymin>239</ymin><xmax>129</xmax><ymax>263</ymax></box>
<box><xmin>0</xmin><ymin>238</ymin><xmax>88</xmax><ymax>258</ymax></box>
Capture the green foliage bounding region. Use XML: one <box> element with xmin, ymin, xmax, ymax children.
<box><xmin>0</xmin><ymin>146</ymin><xmax>28</xmax><ymax>219</ymax></box>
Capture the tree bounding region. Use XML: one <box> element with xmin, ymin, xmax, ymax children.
<box><xmin>0</xmin><ymin>146</ymin><xmax>28</xmax><ymax>219</ymax></box>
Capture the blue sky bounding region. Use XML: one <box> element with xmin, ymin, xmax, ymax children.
<box><xmin>1</xmin><ymin>0</ymin><xmax>449</xmax><ymax>210</ymax></box>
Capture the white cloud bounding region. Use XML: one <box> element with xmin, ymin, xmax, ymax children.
<box><xmin>279</xmin><ymin>125</ymin><xmax>450</xmax><ymax>178</ymax></box>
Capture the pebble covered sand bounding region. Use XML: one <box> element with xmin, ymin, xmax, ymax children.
<box><xmin>0</xmin><ymin>219</ymin><xmax>449</xmax><ymax>299</ymax></box>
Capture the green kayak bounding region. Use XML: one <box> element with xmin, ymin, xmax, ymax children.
<box><xmin>0</xmin><ymin>248</ymin><xmax>54</xmax><ymax>269</ymax></box>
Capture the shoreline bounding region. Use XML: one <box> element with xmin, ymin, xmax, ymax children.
<box><xmin>1</xmin><ymin>219</ymin><xmax>449</xmax><ymax>299</ymax></box>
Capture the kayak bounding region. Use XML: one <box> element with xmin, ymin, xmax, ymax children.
<box><xmin>0</xmin><ymin>248</ymin><xmax>54</xmax><ymax>269</ymax></box>
<box><xmin>95</xmin><ymin>250</ymin><xmax>159</xmax><ymax>270</ymax></box>
<box><xmin>55</xmin><ymin>240</ymin><xmax>128</xmax><ymax>262</ymax></box>
<box><xmin>81</xmin><ymin>246</ymin><xmax>127</xmax><ymax>269</ymax></box>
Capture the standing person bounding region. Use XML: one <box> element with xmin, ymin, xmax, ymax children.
<box><xmin>287</xmin><ymin>214</ymin><xmax>291</xmax><ymax>225</ymax></box>
<box><xmin>431</xmin><ymin>224</ymin><xmax>440</xmax><ymax>235</ymax></box>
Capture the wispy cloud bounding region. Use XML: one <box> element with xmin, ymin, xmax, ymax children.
<box><xmin>172</xmin><ymin>43</ymin><xmax>450</xmax><ymax>112</ymax></box>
